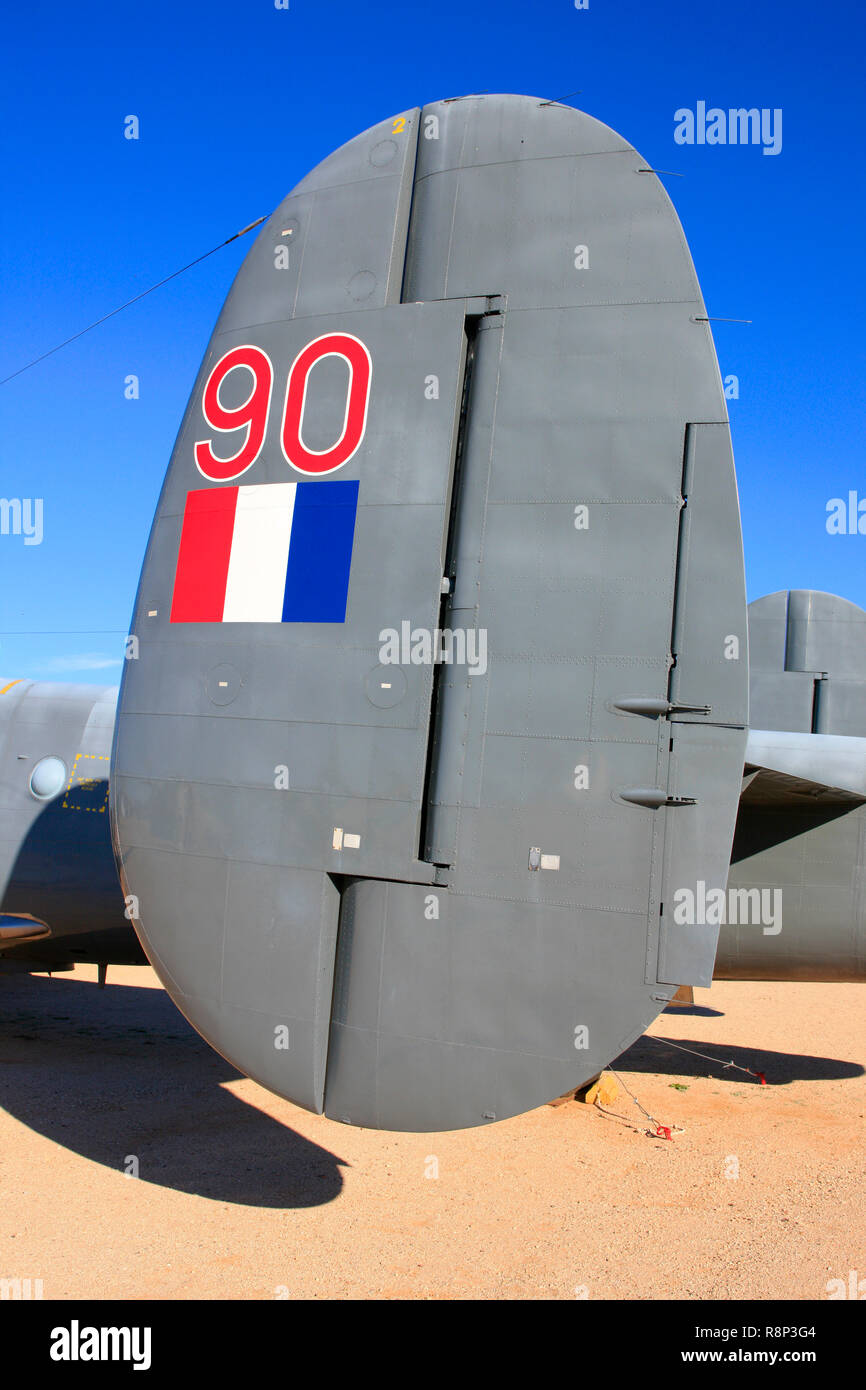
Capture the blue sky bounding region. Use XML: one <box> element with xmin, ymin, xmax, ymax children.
<box><xmin>1</xmin><ymin>0</ymin><xmax>863</xmax><ymax>681</ymax></box>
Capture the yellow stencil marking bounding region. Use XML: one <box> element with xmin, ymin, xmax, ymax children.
<box><xmin>62</xmin><ymin>752</ymin><xmax>110</xmax><ymax>813</ymax></box>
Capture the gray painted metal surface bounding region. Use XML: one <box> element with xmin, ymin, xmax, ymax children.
<box><xmin>719</xmin><ymin>591</ymin><xmax>866</xmax><ymax>981</ymax></box>
<box><xmin>0</xmin><ymin>679</ymin><xmax>136</xmax><ymax>965</ymax></box>
<box><xmin>112</xmin><ymin>95</ymin><xmax>748</xmax><ymax>1131</ymax></box>
<box><xmin>749</xmin><ymin>588</ymin><xmax>866</xmax><ymax>736</ymax></box>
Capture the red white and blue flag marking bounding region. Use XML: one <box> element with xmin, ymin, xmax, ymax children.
<box><xmin>170</xmin><ymin>480</ymin><xmax>359</xmax><ymax>624</ymax></box>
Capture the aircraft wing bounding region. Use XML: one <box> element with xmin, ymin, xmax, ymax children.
<box><xmin>743</xmin><ymin>729</ymin><xmax>866</xmax><ymax>805</ymax></box>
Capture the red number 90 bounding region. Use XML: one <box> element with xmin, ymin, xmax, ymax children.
<box><xmin>194</xmin><ymin>333</ymin><xmax>372</xmax><ymax>482</ymax></box>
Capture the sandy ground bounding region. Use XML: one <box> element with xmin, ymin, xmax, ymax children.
<box><xmin>0</xmin><ymin>964</ymin><xmax>863</xmax><ymax>1301</ymax></box>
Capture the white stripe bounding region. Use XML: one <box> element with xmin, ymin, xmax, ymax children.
<box><xmin>223</xmin><ymin>483</ymin><xmax>296</xmax><ymax>622</ymax></box>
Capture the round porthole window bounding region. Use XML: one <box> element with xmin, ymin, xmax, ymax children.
<box><xmin>29</xmin><ymin>755</ymin><xmax>67</xmax><ymax>800</ymax></box>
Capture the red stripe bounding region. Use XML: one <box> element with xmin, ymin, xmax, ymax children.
<box><xmin>169</xmin><ymin>487</ymin><xmax>238</xmax><ymax>622</ymax></box>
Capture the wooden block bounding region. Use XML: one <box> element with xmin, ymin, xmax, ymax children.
<box><xmin>667</xmin><ymin>984</ymin><xmax>694</xmax><ymax>1007</ymax></box>
<box><xmin>548</xmin><ymin>1088</ymin><xmax>579</xmax><ymax>1107</ymax></box>
<box><xmin>585</xmin><ymin>1072</ymin><xmax>618</xmax><ymax>1107</ymax></box>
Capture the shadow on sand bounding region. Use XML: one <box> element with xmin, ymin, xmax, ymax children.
<box><xmin>614</xmin><ymin>1031</ymin><xmax>864</xmax><ymax>1085</ymax></box>
<box><xmin>662</xmin><ymin>1004</ymin><xmax>725</xmax><ymax>1018</ymax></box>
<box><xmin>0</xmin><ymin>971</ymin><xmax>348</xmax><ymax>1208</ymax></box>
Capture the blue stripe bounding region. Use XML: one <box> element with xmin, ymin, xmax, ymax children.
<box><xmin>282</xmin><ymin>480</ymin><xmax>359</xmax><ymax>623</ymax></box>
